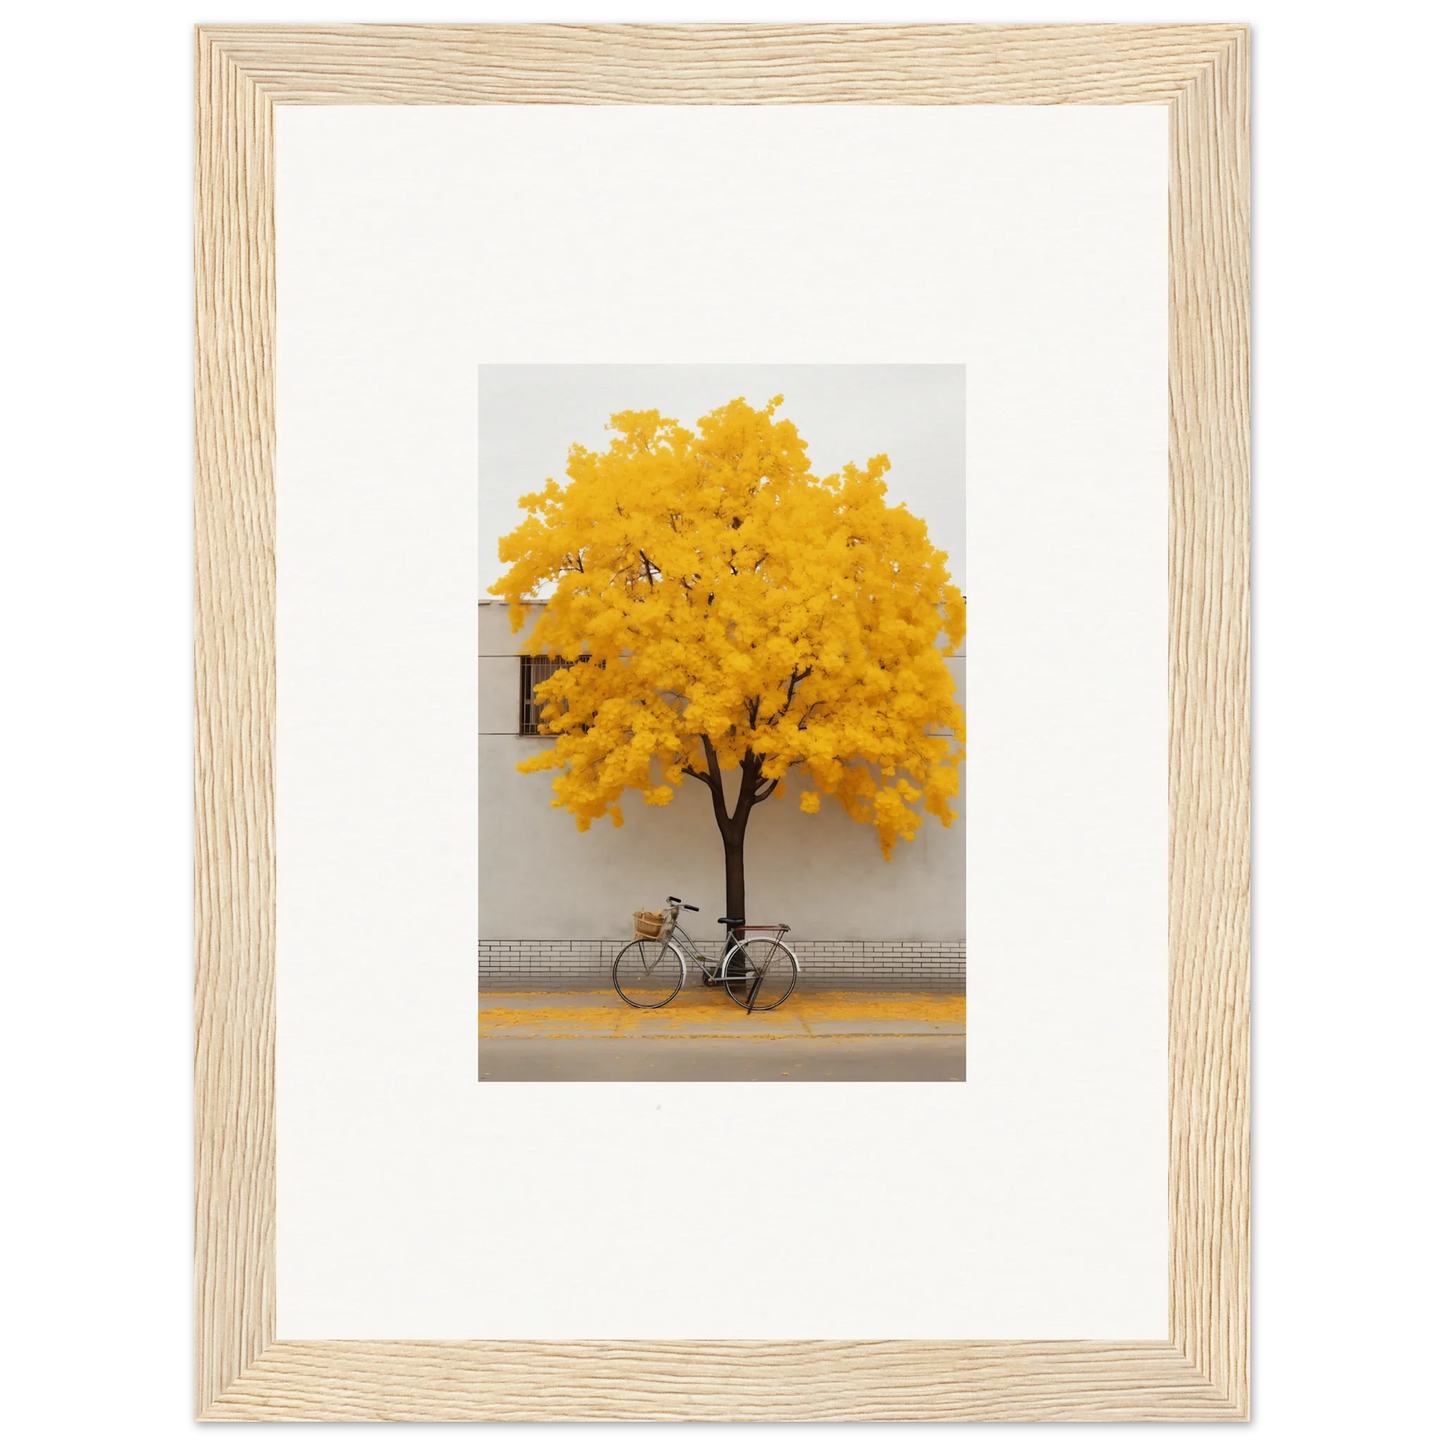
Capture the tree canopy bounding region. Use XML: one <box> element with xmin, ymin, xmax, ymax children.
<box><xmin>490</xmin><ymin>395</ymin><xmax>965</xmax><ymax>868</ymax></box>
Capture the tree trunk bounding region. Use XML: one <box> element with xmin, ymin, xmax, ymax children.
<box><xmin>694</xmin><ymin>740</ymin><xmax>765</xmax><ymax>935</ymax></box>
<box><xmin>722</xmin><ymin>824</ymin><xmax>747</xmax><ymax>926</ymax></box>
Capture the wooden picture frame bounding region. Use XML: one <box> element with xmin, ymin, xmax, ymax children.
<box><xmin>195</xmin><ymin>23</ymin><xmax>1248</xmax><ymax>1421</ymax></box>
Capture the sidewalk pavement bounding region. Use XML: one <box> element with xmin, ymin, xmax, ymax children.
<box><xmin>478</xmin><ymin>989</ymin><xmax>966</xmax><ymax>1040</ymax></box>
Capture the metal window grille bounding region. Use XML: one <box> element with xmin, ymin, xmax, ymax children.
<box><xmin>518</xmin><ymin>655</ymin><xmax>588</xmax><ymax>735</ymax></box>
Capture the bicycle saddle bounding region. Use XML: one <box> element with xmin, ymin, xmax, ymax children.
<box><xmin>717</xmin><ymin>916</ymin><xmax>745</xmax><ymax>927</ymax></box>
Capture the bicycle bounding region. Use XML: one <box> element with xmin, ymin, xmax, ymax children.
<box><xmin>612</xmin><ymin>896</ymin><xmax>800</xmax><ymax>1013</ymax></box>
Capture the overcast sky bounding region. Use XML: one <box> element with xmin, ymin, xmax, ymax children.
<box><xmin>479</xmin><ymin>365</ymin><xmax>965</xmax><ymax>597</ymax></box>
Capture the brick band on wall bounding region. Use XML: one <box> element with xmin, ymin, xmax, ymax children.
<box><xmin>478</xmin><ymin>939</ymin><xmax>965</xmax><ymax>992</ymax></box>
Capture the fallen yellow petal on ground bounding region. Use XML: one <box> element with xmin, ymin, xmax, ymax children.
<box><xmin>479</xmin><ymin>990</ymin><xmax>964</xmax><ymax>1041</ymax></box>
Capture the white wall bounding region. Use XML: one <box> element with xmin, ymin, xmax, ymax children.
<box><xmin>479</xmin><ymin>602</ymin><xmax>965</xmax><ymax>940</ymax></box>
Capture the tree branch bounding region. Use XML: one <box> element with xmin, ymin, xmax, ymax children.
<box><xmin>699</xmin><ymin>736</ymin><xmax>732</xmax><ymax>834</ymax></box>
<box><xmin>787</xmin><ymin>665</ymin><xmax>812</xmax><ymax>704</ymax></box>
<box><xmin>765</xmin><ymin>666</ymin><xmax>813</xmax><ymax>725</ymax></box>
<box><xmin>701</xmin><ymin>734</ymin><xmax>721</xmax><ymax>777</ymax></box>
<box><xmin>733</xmin><ymin>750</ymin><xmax>764</xmax><ymax>829</ymax></box>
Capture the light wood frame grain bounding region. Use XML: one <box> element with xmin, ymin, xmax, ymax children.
<box><xmin>196</xmin><ymin>23</ymin><xmax>1248</xmax><ymax>1421</ymax></box>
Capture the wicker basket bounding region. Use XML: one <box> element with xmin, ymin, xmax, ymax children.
<box><xmin>633</xmin><ymin>909</ymin><xmax>666</xmax><ymax>939</ymax></box>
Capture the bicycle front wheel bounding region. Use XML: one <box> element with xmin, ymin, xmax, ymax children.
<box><xmin>613</xmin><ymin>938</ymin><xmax>685</xmax><ymax>1009</ymax></box>
<box><xmin>723</xmin><ymin>938</ymin><xmax>799</xmax><ymax>1012</ymax></box>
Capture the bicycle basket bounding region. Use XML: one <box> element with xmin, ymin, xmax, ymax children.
<box><xmin>632</xmin><ymin>909</ymin><xmax>667</xmax><ymax>940</ymax></box>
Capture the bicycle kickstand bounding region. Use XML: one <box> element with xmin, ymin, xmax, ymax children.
<box><xmin>746</xmin><ymin>973</ymin><xmax>763</xmax><ymax>1014</ymax></box>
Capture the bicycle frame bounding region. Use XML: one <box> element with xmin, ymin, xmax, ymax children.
<box><xmin>664</xmin><ymin>917</ymin><xmax>792</xmax><ymax>991</ymax></box>
<box><xmin>663</xmin><ymin>919</ymin><xmax>737</xmax><ymax>985</ymax></box>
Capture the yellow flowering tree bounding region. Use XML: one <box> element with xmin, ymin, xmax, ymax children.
<box><xmin>490</xmin><ymin>396</ymin><xmax>965</xmax><ymax>925</ymax></box>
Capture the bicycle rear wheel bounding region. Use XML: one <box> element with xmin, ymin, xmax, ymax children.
<box><xmin>723</xmin><ymin>938</ymin><xmax>799</xmax><ymax>1012</ymax></box>
<box><xmin>613</xmin><ymin>938</ymin><xmax>685</xmax><ymax>1008</ymax></box>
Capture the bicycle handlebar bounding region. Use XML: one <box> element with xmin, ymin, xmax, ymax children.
<box><xmin>666</xmin><ymin>896</ymin><xmax>700</xmax><ymax>912</ymax></box>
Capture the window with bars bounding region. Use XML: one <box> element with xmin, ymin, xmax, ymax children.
<box><xmin>518</xmin><ymin>655</ymin><xmax>589</xmax><ymax>735</ymax></box>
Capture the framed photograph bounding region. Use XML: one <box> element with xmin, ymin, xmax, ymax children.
<box><xmin>196</xmin><ymin>23</ymin><xmax>1249</xmax><ymax>1421</ymax></box>
<box><xmin>476</xmin><ymin>364</ymin><xmax>968</xmax><ymax>1082</ymax></box>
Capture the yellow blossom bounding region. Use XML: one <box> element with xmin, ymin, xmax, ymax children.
<box><xmin>490</xmin><ymin>396</ymin><xmax>965</xmax><ymax>915</ymax></box>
